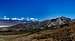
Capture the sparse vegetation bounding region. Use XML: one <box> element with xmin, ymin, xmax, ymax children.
<box><xmin>0</xmin><ymin>16</ymin><xmax>75</xmax><ymax>41</ymax></box>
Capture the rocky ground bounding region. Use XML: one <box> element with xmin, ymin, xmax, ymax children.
<box><xmin>0</xmin><ymin>16</ymin><xmax>75</xmax><ymax>41</ymax></box>
<box><xmin>0</xmin><ymin>22</ymin><xmax>75</xmax><ymax>41</ymax></box>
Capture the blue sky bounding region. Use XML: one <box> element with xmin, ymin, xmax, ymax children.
<box><xmin>0</xmin><ymin>0</ymin><xmax>75</xmax><ymax>19</ymax></box>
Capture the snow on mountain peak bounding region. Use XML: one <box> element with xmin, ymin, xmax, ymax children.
<box><xmin>0</xmin><ymin>16</ymin><xmax>39</xmax><ymax>21</ymax></box>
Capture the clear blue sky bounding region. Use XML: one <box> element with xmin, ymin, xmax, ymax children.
<box><xmin>0</xmin><ymin>0</ymin><xmax>75</xmax><ymax>19</ymax></box>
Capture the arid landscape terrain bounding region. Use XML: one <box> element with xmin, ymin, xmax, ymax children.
<box><xmin>0</xmin><ymin>16</ymin><xmax>75</xmax><ymax>41</ymax></box>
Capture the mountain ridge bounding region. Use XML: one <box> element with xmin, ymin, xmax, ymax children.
<box><xmin>0</xmin><ymin>16</ymin><xmax>73</xmax><ymax>32</ymax></box>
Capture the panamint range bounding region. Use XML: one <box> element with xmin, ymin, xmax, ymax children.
<box><xmin>0</xmin><ymin>16</ymin><xmax>38</xmax><ymax>21</ymax></box>
<box><xmin>0</xmin><ymin>16</ymin><xmax>38</xmax><ymax>28</ymax></box>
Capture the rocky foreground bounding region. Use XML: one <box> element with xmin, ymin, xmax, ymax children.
<box><xmin>0</xmin><ymin>16</ymin><xmax>75</xmax><ymax>41</ymax></box>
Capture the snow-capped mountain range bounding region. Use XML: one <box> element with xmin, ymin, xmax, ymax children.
<box><xmin>0</xmin><ymin>16</ymin><xmax>74</xmax><ymax>28</ymax></box>
<box><xmin>0</xmin><ymin>16</ymin><xmax>39</xmax><ymax>27</ymax></box>
<box><xmin>0</xmin><ymin>16</ymin><xmax>74</xmax><ymax>32</ymax></box>
<box><xmin>1</xmin><ymin>16</ymin><xmax>39</xmax><ymax>21</ymax></box>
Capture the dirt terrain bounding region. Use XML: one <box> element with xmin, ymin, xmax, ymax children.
<box><xmin>0</xmin><ymin>22</ymin><xmax>75</xmax><ymax>41</ymax></box>
<box><xmin>0</xmin><ymin>17</ymin><xmax>75</xmax><ymax>41</ymax></box>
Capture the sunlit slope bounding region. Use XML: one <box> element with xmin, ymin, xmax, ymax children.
<box><xmin>0</xmin><ymin>22</ymin><xmax>75</xmax><ymax>41</ymax></box>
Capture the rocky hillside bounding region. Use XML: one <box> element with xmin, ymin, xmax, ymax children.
<box><xmin>0</xmin><ymin>22</ymin><xmax>75</xmax><ymax>41</ymax></box>
<box><xmin>0</xmin><ymin>16</ymin><xmax>72</xmax><ymax>34</ymax></box>
<box><xmin>0</xmin><ymin>16</ymin><xmax>75</xmax><ymax>41</ymax></box>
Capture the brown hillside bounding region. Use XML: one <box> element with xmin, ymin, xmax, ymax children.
<box><xmin>0</xmin><ymin>22</ymin><xmax>75</xmax><ymax>41</ymax></box>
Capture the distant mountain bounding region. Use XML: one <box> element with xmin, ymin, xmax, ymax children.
<box><xmin>0</xmin><ymin>17</ymin><xmax>39</xmax><ymax>28</ymax></box>
<box><xmin>40</xmin><ymin>16</ymin><xmax>71</xmax><ymax>29</ymax></box>
<box><xmin>0</xmin><ymin>16</ymin><xmax>73</xmax><ymax>32</ymax></box>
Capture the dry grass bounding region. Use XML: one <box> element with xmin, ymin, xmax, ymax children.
<box><xmin>0</xmin><ymin>22</ymin><xmax>75</xmax><ymax>41</ymax></box>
